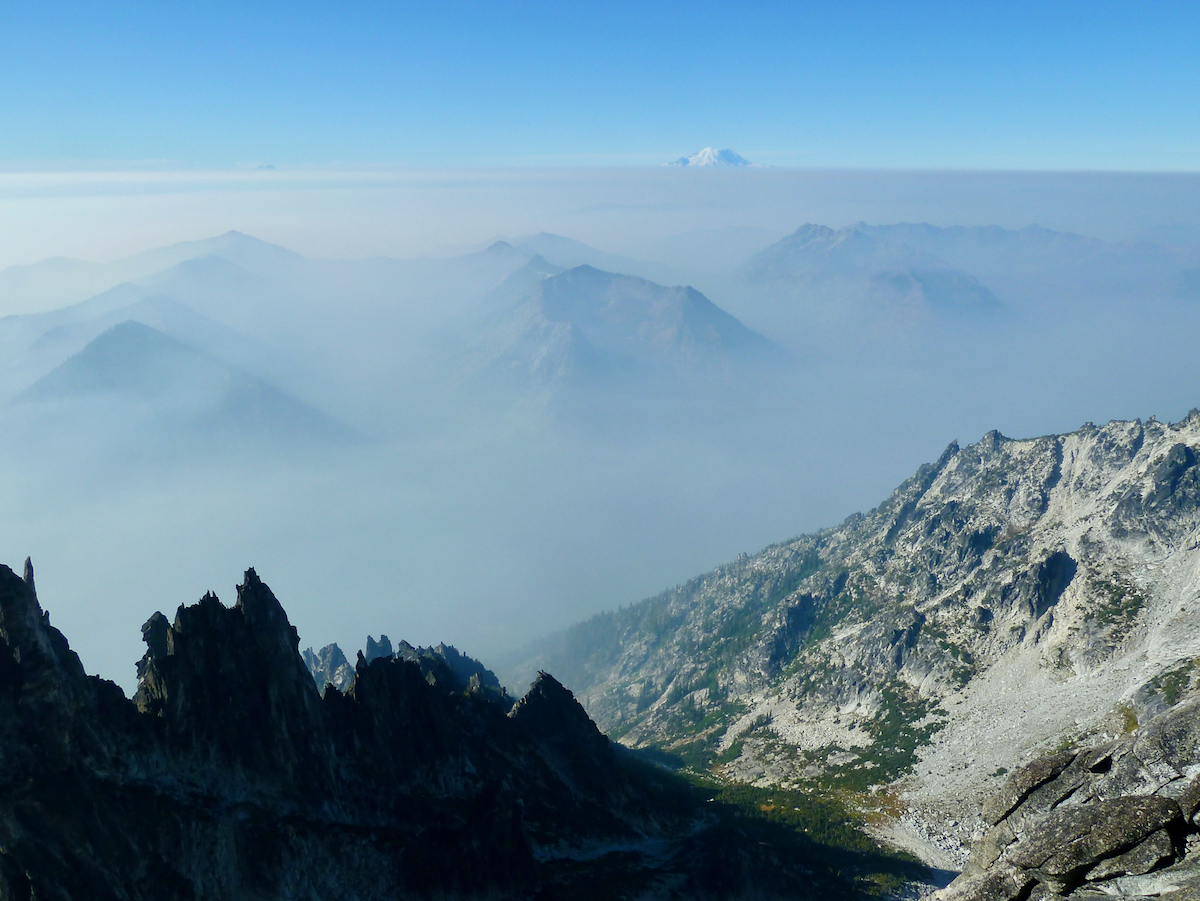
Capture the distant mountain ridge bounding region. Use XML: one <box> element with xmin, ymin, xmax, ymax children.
<box><xmin>852</xmin><ymin>221</ymin><xmax>1200</xmax><ymax>305</ymax></box>
<box><xmin>0</xmin><ymin>231</ymin><xmax>298</xmax><ymax>315</ymax></box>
<box><xmin>304</xmin><ymin>635</ymin><xmax>514</xmax><ymax>708</ymax></box>
<box><xmin>739</xmin><ymin>222</ymin><xmax>1000</xmax><ymax>315</ymax></box>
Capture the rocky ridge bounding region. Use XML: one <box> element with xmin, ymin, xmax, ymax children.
<box><xmin>304</xmin><ymin>638</ymin><xmax>513</xmax><ymax>708</ymax></box>
<box><xmin>0</xmin><ymin>560</ymin><xmax>909</xmax><ymax>899</ymax></box>
<box><xmin>502</xmin><ymin>412</ymin><xmax>1200</xmax><ymax>868</ymax></box>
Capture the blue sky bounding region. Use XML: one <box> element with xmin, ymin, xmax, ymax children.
<box><xmin>1</xmin><ymin>1</ymin><xmax>1197</xmax><ymax>170</ymax></box>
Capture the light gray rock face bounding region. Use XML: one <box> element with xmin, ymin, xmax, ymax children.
<box><xmin>301</xmin><ymin>642</ymin><xmax>354</xmax><ymax>692</ymax></box>
<box><xmin>936</xmin><ymin>698</ymin><xmax>1200</xmax><ymax>900</ymax></box>
<box><xmin>503</xmin><ymin>412</ymin><xmax>1200</xmax><ymax>863</ymax></box>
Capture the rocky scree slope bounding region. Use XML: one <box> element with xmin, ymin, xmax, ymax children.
<box><xmin>936</xmin><ymin>694</ymin><xmax>1200</xmax><ymax>900</ymax></box>
<box><xmin>0</xmin><ymin>561</ymin><xmax>910</xmax><ymax>900</ymax></box>
<box><xmin>504</xmin><ymin>412</ymin><xmax>1200</xmax><ymax>866</ymax></box>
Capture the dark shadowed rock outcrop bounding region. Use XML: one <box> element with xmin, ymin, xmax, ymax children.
<box><xmin>0</xmin><ymin>561</ymin><xmax>903</xmax><ymax>900</ymax></box>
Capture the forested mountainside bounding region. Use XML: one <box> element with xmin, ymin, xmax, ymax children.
<box><xmin>0</xmin><ymin>561</ymin><xmax>918</xmax><ymax>900</ymax></box>
<box><xmin>503</xmin><ymin>412</ymin><xmax>1200</xmax><ymax>864</ymax></box>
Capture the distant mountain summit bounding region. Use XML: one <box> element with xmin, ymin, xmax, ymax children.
<box><xmin>465</xmin><ymin>265</ymin><xmax>786</xmax><ymax>392</ymax></box>
<box><xmin>667</xmin><ymin>147</ymin><xmax>752</xmax><ymax>167</ymax></box>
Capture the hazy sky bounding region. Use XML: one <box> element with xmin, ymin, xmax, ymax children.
<box><xmin>2</xmin><ymin>1</ymin><xmax>1197</xmax><ymax>171</ymax></box>
<box><xmin>3</xmin><ymin>2</ymin><xmax>1200</xmax><ymax>691</ymax></box>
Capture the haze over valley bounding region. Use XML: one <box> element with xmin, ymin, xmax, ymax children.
<box><xmin>5</xmin><ymin>172</ymin><xmax>1200</xmax><ymax>698</ymax></box>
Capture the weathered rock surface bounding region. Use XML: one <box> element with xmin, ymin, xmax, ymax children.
<box><xmin>936</xmin><ymin>698</ymin><xmax>1200</xmax><ymax>900</ymax></box>
<box><xmin>0</xmin><ymin>560</ymin><xmax>898</xmax><ymax>900</ymax></box>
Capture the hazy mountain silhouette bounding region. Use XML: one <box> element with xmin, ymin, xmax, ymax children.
<box><xmin>0</xmin><ymin>231</ymin><xmax>302</xmax><ymax>314</ymax></box>
<box><xmin>740</xmin><ymin>223</ymin><xmax>999</xmax><ymax>313</ymax></box>
<box><xmin>465</xmin><ymin>265</ymin><xmax>788</xmax><ymax>394</ymax></box>
<box><xmin>854</xmin><ymin>221</ymin><xmax>1200</xmax><ymax>305</ymax></box>
<box><xmin>510</xmin><ymin>233</ymin><xmax>662</xmax><ymax>280</ymax></box>
<box><xmin>14</xmin><ymin>320</ymin><xmax>350</xmax><ymax>449</ymax></box>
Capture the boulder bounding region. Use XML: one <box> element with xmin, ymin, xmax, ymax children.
<box><xmin>937</xmin><ymin>697</ymin><xmax>1200</xmax><ymax>900</ymax></box>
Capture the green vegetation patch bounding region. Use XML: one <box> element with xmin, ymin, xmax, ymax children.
<box><xmin>1150</xmin><ymin>658</ymin><xmax>1200</xmax><ymax>706</ymax></box>
<box><xmin>588</xmin><ymin>749</ymin><xmax>926</xmax><ymax>898</ymax></box>
<box><xmin>1088</xmin><ymin>574</ymin><xmax>1148</xmax><ymax>642</ymax></box>
<box><xmin>817</xmin><ymin>683</ymin><xmax>947</xmax><ymax>792</ymax></box>
<box><xmin>681</xmin><ymin>776</ymin><xmax>926</xmax><ymax>898</ymax></box>
<box><xmin>1117</xmin><ymin>702</ymin><xmax>1139</xmax><ymax>733</ymax></box>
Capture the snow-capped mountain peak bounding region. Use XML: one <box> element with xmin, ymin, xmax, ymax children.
<box><xmin>667</xmin><ymin>147</ymin><xmax>752</xmax><ymax>167</ymax></box>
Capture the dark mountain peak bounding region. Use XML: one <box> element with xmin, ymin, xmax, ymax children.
<box><xmin>364</xmin><ymin>633</ymin><xmax>393</xmax><ymax>661</ymax></box>
<box><xmin>133</xmin><ymin>573</ymin><xmax>332</xmax><ymax>790</ymax></box>
<box><xmin>387</xmin><ymin>639</ymin><xmax>512</xmax><ymax>707</ymax></box>
<box><xmin>511</xmin><ymin>671</ymin><xmax>597</xmax><ymax>735</ymax></box>
<box><xmin>0</xmin><ymin>560</ymin><xmax>88</xmax><ymax>731</ymax></box>
<box><xmin>510</xmin><ymin>671</ymin><xmax>613</xmax><ymax>781</ymax></box>
<box><xmin>234</xmin><ymin>567</ymin><xmax>304</xmax><ymax>661</ymax></box>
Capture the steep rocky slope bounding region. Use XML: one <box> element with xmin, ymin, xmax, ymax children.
<box><xmin>504</xmin><ymin>412</ymin><xmax>1200</xmax><ymax>866</ymax></box>
<box><xmin>0</xmin><ymin>560</ymin><xmax>912</xmax><ymax>899</ymax></box>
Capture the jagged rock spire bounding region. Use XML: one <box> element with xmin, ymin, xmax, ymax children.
<box><xmin>22</xmin><ymin>557</ymin><xmax>34</xmax><ymax>595</ymax></box>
